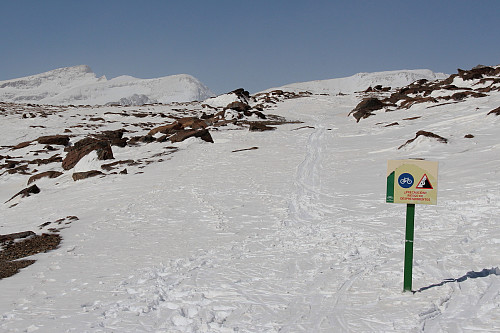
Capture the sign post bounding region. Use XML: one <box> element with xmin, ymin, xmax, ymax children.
<box><xmin>387</xmin><ymin>159</ymin><xmax>438</xmax><ymax>292</ymax></box>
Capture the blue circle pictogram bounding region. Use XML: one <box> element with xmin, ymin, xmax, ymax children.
<box><xmin>398</xmin><ymin>173</ymin><xmax>414</xmax><ymax>188</ymax></box>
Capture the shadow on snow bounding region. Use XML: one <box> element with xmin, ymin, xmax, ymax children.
<box><xmin>415</xmin><ymin>267</ymin><xmax>500</xmax><ymax>293</ymax></box>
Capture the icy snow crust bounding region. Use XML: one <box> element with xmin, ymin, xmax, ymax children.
<box><xmin>0</xmin><ymin>65</ymin><xmax>214</xmax><ymax>105</ymax></box>
<box><xmin>1</xmin><ymin>69</ymin><xmax>500</xmax><ymax>332</ymax></box>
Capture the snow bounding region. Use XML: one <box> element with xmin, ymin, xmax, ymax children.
<box><xmin>1</xmin><ymin>69</ymin><xmax>500</xmax><ymax>332</ymax></box>
<box><xmin>0</xmin><ymin>66</ymin><xmax>215</xmax><ymax>106</ymax></box>
<box><xmin>263</xmin><ymin>69</ymin><xmax>448</xmax><ymax>95</ymax></box>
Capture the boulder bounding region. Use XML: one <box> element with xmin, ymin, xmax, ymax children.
<box><xmin>349</xmin><ymin>98</ymin><xmax>385</xmax><ymax>122</ymax></box>
<box><xmin>169</xmin><ymin>129</ymin><xmax>214</xmax><ymax>143</ymax></box>
<box><xmin>62</xmin><ymin>138</ymin><xmax>114</xmax><ymax>170</ymax></box>
<box><xmin>37</xmin><ymin>135</ymin><xmax>70</xmax><ymax>146</ymax></box>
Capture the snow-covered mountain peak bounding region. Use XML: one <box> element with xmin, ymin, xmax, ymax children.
<box><xmin>0</xmin><ymin>66</ymin><xmax>214</xmax><ymax>105</ymax></box>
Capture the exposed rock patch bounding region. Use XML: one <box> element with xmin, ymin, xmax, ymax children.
<box><xmin>28</xmin><ymin>171</ymin><xmax>63</xmax><ymax>184</ymax></box>
<box><xmin>37</xmin><ymin>135</ymin><xmax>70</xmax><ymax>146</ymax></box>
<box><xmin>169</xmin><ymin>129</ymin><xmax>214</xmax><ymax>143</ymax></box>
<box><xmin>487</xmin><ymin>106</ymin><xmax>500</xmax><ymax>116</ymax></box>
<box><xmin>5</xmin><ymin>184</ymin><xmax>40</xmax><ymax>203</ymax></box>
<box><xmin>249</xmin><ymin>123</ymin><xmax>276</xmax><ymax>132</ymax></box>
<box><xmin>350</xmin><ymin>65</ymin><xmax>500</xmax><ymax>121</ymax></box>
<box><xmin>72</xmin><ymin>170</ymin><xmax>104</xmax><ymax>181</ymax></box>
<box><xmin>0</xmin><ymin>233</ymin><xmax>61</xmax><ymax>279</ymax></box>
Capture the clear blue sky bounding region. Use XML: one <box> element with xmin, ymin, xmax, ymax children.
<box><xmin>1</xmin><ymin>0</ymin><xmax>499</xmax><ymax>94</ymax></box>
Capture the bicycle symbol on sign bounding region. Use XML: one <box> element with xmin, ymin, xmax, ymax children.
<box><xmin>398</xmin><ymin>173</ymin><xmax>414</xmax><ymax>188</ymax></box>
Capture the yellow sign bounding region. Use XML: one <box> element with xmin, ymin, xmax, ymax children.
<box><xmin>386</xmin><ymin>159</ymin><xmax>438</xmax><ymax>205</ymax></box>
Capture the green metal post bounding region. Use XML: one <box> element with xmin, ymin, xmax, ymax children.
<box><xmin>403</xmin><ymin>203</ymin><xmax>415</xmax><ymax>292</ymax></box>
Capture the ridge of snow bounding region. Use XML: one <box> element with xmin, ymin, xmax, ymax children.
<box><xmin>0</xmin><ymin>66</ymin><xmax>214</xmax><ymax>105</ymax></box>
<box><xmin>264</xmin><ymin>69</ymin><xmax>449</xmax><ymax>95</ymax></box>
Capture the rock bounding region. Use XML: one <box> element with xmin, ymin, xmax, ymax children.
<box><xmin>128</xmin><ymin>135</ymin><xmax>155</xmax><ymax>145</ymax></box>
<box><xmin>464</xmin><ymin>134</ymin><xmax>474</xmax><ymax>138</ymax></box>
<box><xmin>37</xmin><ymin>135</ymin><xmax>70</xmax><ymax>146</ymax></box>
<box><xmin>231</xmin><ymin>88</ymin><xmax>251</xmax><ymax>102</ymax></box>
<box><xmin>225</xmin><ymin>101</ymin><xmax>251</xmax><ymax>112</ymax></box>
<box><xmin>93</xmin><ymin>129</ymin><xmax>128</xmax><ymax>147</ymax></box>
<box><xmin>29</xmin><ymin>154</ymin><xmax>62</xmax><ymax>166</ymax></box>
<box><xmin>5</xmin><ymin>185</ymin><xmax>40</xmax><ymax>203</ymax></box>
<box><xmin>12</xmin><ymin>141</ymin><xmax>32</xmax><ymax>150</ymax></box>
<box><xmin>0</xmin><ymin>231</ymin><xmax>36</xmax><ymax>243</ymax></box>
<box><xmin>28</xmin><ymin>171</ymin><xmax>63</xmax><ymax>184</ymax></box>
<box><xmin>0</xmin><ymin>233</ymin><xmax>61</xmax><ymax>261</ymax></box>
<box><xmin>72</xmin><ymin>170</ymin><xmax>104</xmax><ymax>181</ymax></box>
<box><xmin>176</xmin><ymin>117</ymin><xmax>208</xmax><ymax>130</ymax></box>
<box><xmin>0</xmin><ymin>260</ymin><xmax>37</xmax><ymax>279</ymax></box>
<box><xmin>457</xmin><ymin>66</ymin><xmax>496</xmax><ymax>80</ymax></box>
<box><xmin>398</xmin><ymin>130</ymin><xmax>448</xmax><ymax>149</ymax></box>
<box><xmin>349</xmin><ymin>98</ymin><xmax>385</xmax><ymax>122</ymax></box>
<box><xmin>487</xmin><ymin>106</ymin><xmax>500</xmax><ymax>116</ymax></box>
<box><xmin>169</xmin><ymin>129</ymin><xmax>214</xmax><ymax>143</ymax></box>
<box><xmin>101</xmin><ymin>160</ymin><xmax>137</xmax><ymax>171</ymax></box>
<box><xmin>148</xmin><ymin>122</ymin><xmax>183</xmax><ymax>136</ymax></box>
<box><xmin>62</xmin><ymin>138</ymin><xmax>114</xmax><ymax>170</ymax></box>
<box><xmin>249</xmin><ymin>123</ymin><xmax>276</xmax><ymax>131</ymax></box>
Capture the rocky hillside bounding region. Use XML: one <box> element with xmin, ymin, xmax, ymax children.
<box><xmin>349</xmin><ymin>65</ymin><xmax>500</xmax><ymax>122</ymax></box>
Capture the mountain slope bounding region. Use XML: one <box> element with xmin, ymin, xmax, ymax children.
<box><xmin>0</xmin><ymin>65</ymin><xmax>499</xmax><ymax>332</ymax></box>
<box><xmin>0</xmin><ymin>65</ymin><xmax>214</xmax><ymax>105</ymax></box>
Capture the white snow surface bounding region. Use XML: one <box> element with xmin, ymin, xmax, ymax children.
<box><xmin>0</xmin><ymin>65</ymin><xmax>214</xmax><ymax>105</ymax></box>
<box><xmin>1</xmin><ymin>69</ymin><xmax>500</xmax><ymax>332</ymax></box>
<box><xmin>264</xmin><ymin>69</ymin><xmax>448</xmax><ymax>95</ymax></box>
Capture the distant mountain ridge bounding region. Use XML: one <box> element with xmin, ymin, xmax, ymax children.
<box><xmin>265</xmin><ymin>69</ymin><xmax>449</xmax><ymax>95</ymax></box>
<box><xmin>0</xmin><ymin>65</ymin><xmax>215</xmax><ymax>106</ymax></box>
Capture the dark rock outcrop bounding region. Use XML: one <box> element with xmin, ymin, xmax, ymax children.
<box><xmin>169</xmin><ymin>129</ymin><xmax>214</xmax><ymax>143</ymax></box>
<box><xmin>62</xmin><ymin>138</ymin><xmax>114</xmax><ymax>170</ymax></box>
<box><xmin>12</xmin><ymin>141</ymin><xmax>32</xmax><ymax>150</ymax></box>
<box><xmin>28</xmin><ymin>171</ymin><xmax>63</xmax><ymax>184</ymax></box>
<box><xmin>225</xmin><ymin>101</ymin><xmax>251</xmax><ymax>112</ymax></box>
<box><xmin>487</xmin><ymin>106</ymin><xmax>500</xmax><ymax>116</ymax></box>
<box><xmin>37</xmin><ymin>135</ymin><xmax>70</xmax><ymax>146</ymax></box>
<box><xmin>349</xmin><ymin>98</ymin><xmax>385</xmax><ymax>122</ymax></box>
<box><xmin>5</xmin><ymin>184</ymin><xmax>40</xmax><ymax>203</ymax></box>
<box><xmin>0</xmin><ymin>233</ymin><xmax>61</xmax><ymax>279</ymax></box>
<box><xmin>72</xmin><ymin>170</ymin><xmax>104</xmax><ymax>181</ymax></box>
<box><xmin>249</xmin><ymin>123</ymin><xmax>276</xmax><ymax>131</ymax></box>
<box><xmin>93</xmin><ymin>129</ymin><xmax>128</xmax><ymax>147</ymax></box>
<box><xmin>398</xmin><ymin>130</ymin><xmax>448</xmax><ymax>149</ymax></box>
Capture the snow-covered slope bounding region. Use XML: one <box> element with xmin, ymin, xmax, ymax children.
<box><xmin>1</xmin><ymin>66</ymin><xmax>500</xmax><ymax>332</ymax></box>
<box><xmin>265</xmin><ymin>69</ymin><xmax>448</xmax><ymax>95</ymax></box>
<box><xmin>0</xmin><ymin>65</ymin><xmax>214</xmax><ymax>105</ymax></box>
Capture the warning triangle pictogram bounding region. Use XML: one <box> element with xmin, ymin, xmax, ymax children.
<box><xmin>416</xmin><ymin>174</ymin><xmax>433</xmax><ymax>189</ymax></box>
